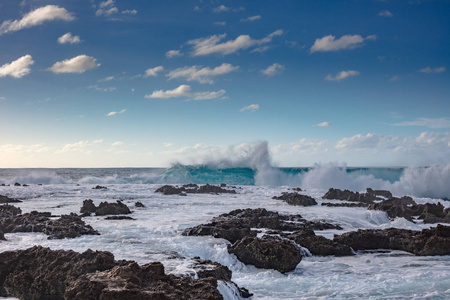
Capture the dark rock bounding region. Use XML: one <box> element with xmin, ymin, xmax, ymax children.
<box><xmin>92</xmin><ymin>185</ymin><xmax>107</xmax><ymax>189</ymax></box>
<box><xmin>0</xmin><ymin>204</ymin><xmax>22</xmax><ymax>217</ymax></box>
<box><xmin>22</xmin><ymin>184</ymin><xmax>29</xmax><ymax>187</ymax></box>
<box><xmin>285</xmin><ymin>229</ymin><xmax>353</xmax><ymax>256</ymax></box>
<box><xmin>220</xmin><ymin>183</ymin><xmax>227</xmax><ymax>187</ymax></box>
<box><xmin>155</xmin><ymin>185</ymin><xmax>185</xmax><ymax>195</ymax></box>
<box><xmin>0</xmin><ymin>211</ymin><xmax>99</xmax><ymax>239</ymax></box>
<box><xmin>273</xmin><ymin>192</ymin><xmax>317</xmax><ymax>206</ymax></box>
<box><xmin>366</xmin><ymin>188</ymin><xmax>392</xmax><ymax>199</ymax></box>
<box><xmin>321</xmin><ymin>202</ymin><xmax>369</xmax><ymax>207</ymax></box>
<box><xmin>183</xmin><ymin>222</ymin><xmax>256</xmax><ymax>244</ymax></box>
<box><xmin>156</xmin><ymin>184</ymin><xmax>236</xmax><ymax>195</ymax></box>
<box><xmin>323</xmin><ymin>188</ymin><xmax>357</xmax><ymax>201</ymax></box>
<box><xmin>196</xmin><ymin>184</ymin><xmax>236</xmax><ymax>194</ymax></box>
<box><xmin>105</xmin><ymin>216</ymin><xmax>135</xmax><ymax>220</ymax></box>
<box><xmin>0</xmin><ymin>228</ymin><xmax>4</xmax><ymax>240</ymax></box>
<box><xmin>228</xmin><ymin>236</ymin><xmax>302</xmax><ymax>273</ymax></box>
<box><xmin>96</xmin><ymin>200</ymin><xmax>131</xmax><ymax>216</ymax></box>
<box><xmin>80</xmin><ymin>199</ymin><xmax>97</xmax><ymax>215</ymax></box>
<box><xmin>0</xmin><ymin>195</ymin><xmax>22</xmax><ymax>204</ymax></box>
<box><xmin>323</xmin><ymin>188</ymin><xmax>391</xmax><ymax>204</ymax></box>
<box><xmin>292</xmin><ymin>187</ymin><xmax>302</xmax><ymax>191</ymax></box>
<box><xmin>14</xmin><ymin>183</ymin><xmax>21</xmax><ymax>187</ymax></box>
<box><xmin>333</xmin><ymin>224</ymin><xmax>450</xmax><ymax>256</ymax></box>
<box><xmin>135</xmin><ymin>201</ymin><xmax>145</xmax><ymax>208</ymax></box>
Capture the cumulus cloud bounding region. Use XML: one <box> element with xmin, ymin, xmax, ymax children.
<box><xmin>187</xmin><ymin>30</ymin><xmax>283</xmax><ymax>56</ymax></box>
<box><xmin>213</xmin><ymin>5</ymin><xmax>230</xmax><ymax>13</ymax></box>
<box><xmin>392</xmin><ymin>117</ymin><xmax>450</xmax><ymax>129</ymax></box>
<box><xmin>166</xmin><ymin>50</ymin><xmax>183</xmax><ymax>58</ymax></box>
<box><xmin>310</xmin><ymin>34</ymin><xmax>376</xmax><ymax>53</ymax></box>
<box><xmin>261</xmin><ymin>63</ymin><xmax>285</xmax><ymax>76</ymax></box>
<box><xmin>112</xmin><ymin>141</ymin><xmax>124</xmax><ymax>146</ymax></box>
<box><xmin>144</xmin><ymin>66</ymin><xmax>164</xmax><ymax>77</ymax></box>
<box><xmin>145</xmin><ymin>85</ymin><xmax>226</xmax><ymax>100</ymax></box>
<box><xmin>167</xmin><ymin>63</ymin><xmax>239</xmax><ymax>84</ymax></box>
<box><xmin>106</xmin><ymin>109</ymin><xmax>126</xmax><ymax>116</ymax></box>
<box><xmin>0</xmin><ymin>55</ymin><xmax>34</xmax><ymax>78</ymax></box>
<box><xmin>57</xmin><ymin>32</ymin><xmax>81</xmax><ymax>44</ymax></box>
<box><xmin>325</xmin><ymin>70</ymin><xmax>359</xmax><ymax>81</ymax></box>
<box><xmin>48</xmin><ymin>55</ymin><xmax>100</xmax><ymax>73</ymax></box>
<box><xmin>122</xmin><ymin>9</ymin><xmax>137</xmax><ymax>15</ymax></box>
<box><xmin>0</xmin><ymin>5</ymin><xmax>75</xmax><ymax>36</ymax></box>
<box><xmin>378</xmin><ymin>10</ymin><xmax>393</xmax><ymax>17</ymax></box>
<box><xmin>241</xmin><ymin>15</ymin><xmax>261</xmax><ymax>22</ymax></box>
<box><xmin>56</xmin><ymin>139</ymin><xmax>103</xmax><ymax>154</ymax></box>
<box><xmin>419</xmin><ymin>66</ymin><xmax>446</xmax><ymax>74</ymax></box>
<box><xmin>240</xmin><ymin>104</ymin><xmax>260</xmax><ymax>112</ymax></box>
<box><xmin>316</xmin><ymin>122</ymin><xmax>330</xmax><ymax>127</ymax></box>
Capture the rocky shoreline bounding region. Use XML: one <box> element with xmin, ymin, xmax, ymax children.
<box><xmin>1</xmin><ymin>184</ymin><xmax>450</xmax><ymax>299</ymax></box>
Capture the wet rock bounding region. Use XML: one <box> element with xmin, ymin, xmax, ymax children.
<box><xmin>155</xmin><ymin>184</ymin><xmax>236</xmax><ymax>195</ymax></box>
<box><xmin>14</xmin><ymin>182</ymin><xmax>21</xmax><ymax>187</ymax></box>
<box><xmin>0</xmin><ymin>205</ymin><xmax>22</xmax><ymax>217</ymax></box>
<box><xmin>366</xmin><ymin>188</ymin><xmax>392</xmax><ymax>199</ymax></box>
<box><xmin>285</xmin><ymin>229</ymin><xmax>353</xmax><ymax>256</ymax></box>
<box><xmin>273</xmin><ymin>192</ymin><xmax>317</xmax><ymax>206</ymax></box>
<box><xmin>323</xmin><ymin>188</ymin><xmax>391</xmax><ymax>204</ymax></box>
<box><xmin>196</xmin><ymin>184</ymin><xmax>236</xmax><ymax>194</ymax></box>
<box><xmin>105</xmin><ymin>216</ymin><xmax>135</xmax><ymax>220</ymax></box>
<box><xmin>333</xmin><ymin>224</ymin><xmax>450</xmax><ymax>256</ymax></box>
<box><xmin>228</xmin><ymin>236</ymin><xmax>302</xmax><ymax>273</ymax></box>
<box><xmin>183</xmin><ymin>221</ymin><xmax>256</xmax><ymax>244</ymax></box>
<box><xmin>80</xmin><ymin>199</ymin><xmax>131</xmax><ymax>216</ymax></box>
<box><xmin>0</xmin><ymin>211</ymin><xmax>99</xmax><ymax>239</ymax></box>
<box><xmin>0</xmin><ymin>228</ymin><xmax>4</xmax><ymax>241</ymax></box>
<box><xmin>321</xmin><ymin>202</ymin><xmax>369</xmax><ymax>207</ymax></box>
<box><xmin>155</xmin><ymin>184</ymin><xmax>184</xmax><ymax>195</ymax></box>
<box><xmin>92</xmin><ymin>185</ymin><xmax>107</xmax><ymax>189</ymax></box>
<box><xmin>292</xmin><ymin>187</ymin><xmax>302</xmax><ymax>191</ymax></box>
<box><xmin>0</xmin><ymin>195</ymin><xmax>22</xmax><ymax>204</ymax></box>
<box><xmin>135</xmin><ymin>201</ymin><xmax>145</xmax><ymax>208</ymax></box>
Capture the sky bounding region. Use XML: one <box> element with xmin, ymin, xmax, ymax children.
<box><xmin>0</xmin><ymin>0</ymin><xmax>449</xmax><ymax>168</ymax></box>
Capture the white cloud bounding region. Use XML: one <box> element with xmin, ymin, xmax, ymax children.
<box><xmin>251</xmin><ymin>46</ymin><xmax>271</xmax><ymax>53</ymax></box>
<box><xmin>261</xmin><ymin>63</ymin><xmax>285</xmax><ymax>76</ymax></box>
<box><xmin>0</xmin><ymin>5</ymin><xmax>75</xmax><ymax>36</ymax></box>
<box><xmin>392</xmin><ymin>117</ymin><xmax>450</xmax><ymax>129</ymax></box>
<box><xmin>56</xmin><ymin>139</ymin><xmax>103</xmax><ymax>154</ymax></box>
<box><xmin>166</xmin><ymin>50</ymin><xmax>183</xmax><ymax>58</ymax></box>
<box><xmin>187</xmin><ymin>30</ymin><xmax>283</xmax><ymax>56</ymax></box>
<box><xmin>145</xmin><ymin>66</ymin><xmax>164</xmax><ymax>77</ymax></box>
<box><xmin>325</xmin><ymin>70</ymin><xmax>359</xmax><ymax>81</ymax></box>
<box><xmin>378</xmin><ymin>10</ymin><xmax>393</xmax><ymax>17</ymax></box>
<box><xmin>272</xmin><ymin>138</ymin><xmax>329</xmax><ymax>156</ymax></box>
<box><xmin>57</xmin><ymin>32</ymin><xmax>81</xmax><ymax>44</ymax></box>
<box><xmin>213</xmin><ymin>5</ymin><xmax>230</xmax><ymax>13</ymax></box>
<box><xmin>145</xmin><ymin>85</ymin><xmax>226</xmax><ymax>100</ymax></box>
<box><xmin>310</xmin><ymin>34</ymin><xmax>376</xmax><ymax>53</ymax></box>
<box><xmin>316</xmin><ymin>122</ymin><xmax>330</xmax><ymax>127</ymax></box>
<box><xmin>96</xmin><ymin>7</ymin><xmax>118</xmax><ymax>16</ymax></box>
<box><xmin>122</xmin><ymin>9</ymin><xmax>137</xmax><ymax>15</ymax></box>
<box><xmin>88</xmin><ymin>85</ymin><xmax>116</xmax><ymax>92</ymax></box>
<box><xmin>163</xmin><ymin>142</ymin><xmax>173</xmax><ymax>148</ymax></box>
<box><xmin>99</xmin><ymin>0</ymin><xmax>115</xmax><ymax>8</ymax></box>
<box><xmin>106</xmin><ymin>109</ymin><xmax>126</xmax><ymax>116</ymax></box>
<box><xmin>167</xmin><ymin>63</ymin><xmax>239</xmax><ymax>84</ymax></box>
<box><xmin>99</xmin><ymin>75</ymin><xmax>114</xmax><ymax>82</ymax></box>
<box><xmin>48</xmin><ymin>55</ymin><xmax>100</xmax><ymax>73</ymax></box>
<box><xmin>112</xmin><ymin>141</ymin><xmax>124</xmax><ymax>146</ymax></box>
<box><xmin>241</xmin><ymin>15</ymin><xmax>261</xmax><ymax>22</ymax></box>
<box><xmin>419</xmin><ymin>66</ymin><xmax>446</xmax><ymax>74</ymax></box>
<box><xmin>240</xmin><ymin>104</ymin><xmax>260</xmax><ymax>112</ymax></box>
<box><xmin>0</xmin><ymin>55</ymin><xmax>34</xmax><ymax>78</ymax></box>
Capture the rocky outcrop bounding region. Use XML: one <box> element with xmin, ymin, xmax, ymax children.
<box><xmin>92</xmin><ymin>185</ymin><xmax>107</xmax><ymax>189</ymax></box>
<box><xmin>135</xmin><ymin>201</ymin><xmax>145</xmax><ymax>207</ymax></box>
<box><xmin>228</xmin><ymin>236</ymin><xmax>302</xmax><ymax>273</ymax></box>
<box><xmin>323</xmin><ymin>188</ymin><xmax>392</xmax><ymax>204</ymax></box>
<box><xmin>104</xmin><ymin>216</ymin><xmax>135</xmax><ymax>220</ymax></box>
<box><xmin>367</xmin><ymin>197</ymin><xmax>450</xmax><ymax>223</ymax></box>
<box><xmin>0</xmin><ymin>195</ymin><xmax>22</xmax><ymax>204</ymax></box>
<box><xmin>321</xmin><ymin>202</ymin><xmax>368</xmax><ymax>207</ymax></box>
<box><xmin>272</xmin><ymin>192</ymin><xmax>317</xmax><ymax>206</ymax></box>
<box><xmin>0</xmin><ymin>229</ymin><xmax>4</xmax><ymax>241</ymax></box>
<box><xmin>80</xmin><ymin>199</ymin><xmax>131</xmax><ymax>216</ymax></box>
<box><xmin>0</xmin><ymin>205</ymin><xmax>22</xmax><ymax>217</ymax></box>
<box><xmin>285</xmin><ymin>229</ymin><xmax>353</xmax><ymax>256</ymax></box>
<box><xmin>0</xmin><ymin>246</ymin><xmax>226</xmax><ymax>300</ymax></box>
<box><xmin>155</xmin><ymin>184</ymin><xmax>236</xmax><ymax>195</ymax></box>
<box><xmin>0</xmin><ymin>210</ymin><xmax>99</xmax><ymax>239</ymax></box>
<box><xmin>333</xmin><ymin>224</ymin><xmax>450</xmax><ymax>256</ymax></box>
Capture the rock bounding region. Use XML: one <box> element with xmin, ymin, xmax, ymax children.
<box><xmin>80</xmin><ymin>199</ymin><xmax>132</xmax><ymax>216</ymax></box>
<box><xmin>321</xmin><ymin>202</ymin><xmax>368</xmax><ymax>207</ymax></box>
<box><xmin>196</xmin><ymin>184</ymin><xmax>236</xmax><ymax>194</ymax></box>
<box><xmin>92</xmin><ymin>185</ymin><xmax>107</xmax><ymax>189</ymax></box>
<box><xmin>228</xmin><ymin>236</ymin><xmax>302</xmax><ymax>273</ymax></box>
<box><xmin>323</xmin><ymin>188</ymin><xmax>391</xmax><ymax>204</ymax></box>
<box><xmin>273</xmin><ymin>192</ymin><xmax>317</xmax><ymax>206</ymax></box>
<box><xmin>0</xmin><ymin>228</ymin><xmax>4</xmax><ymax>241</ymax></box>
<box><xmin>155</xmin><ymin>185</ymin><xmax>185</xmax><ymax>195</ymax></box>
<box><xmin>333</xmin><ymin>224</ymin><xmax>450</xmax><ymax>256</ymax></box>
<box><xmin>323</xmin><ymin>188</ymin><xmax>357</xmax><ymax>200</ymax></box>
<box><xmin>0</xmin><ymin>211</ymin><xmax>99</xmax><ymax>239</ymax></box>
<box><xmin>285</xmin><ymin>229</ymin><xmax>353</xmax><ymax>256</ymax></box>
<box><xmin>366</xmin><ymin>188</ymin><xmax>392</xmax><ymax>199</ymax></box>
<box><xmin>14</xmin><ymin>182</ymin><xmax>21</xmax><ymax>186</ymax></box>
<box><xmin>135</xmin><ymin>201</ymin><xmax>145</xmax><ymax>208</ymax></box>
<box><xmin>155</xmin><ymin>184</ymin><xmax>237</xmax><ymax>195</ymax></box>
<box><xmin>105</xmin><ymin>216</ymin><xmax>135</xmax><ymax>220</ymax></box>
<box><xmin>0</xmin><ymin>204</ymin><xmax>22</xmax><ymax>217</ymax></box>
<box><xmin>96</xmin><ymin>200</ymin><xmax>131</xmax><ymax>216</ymax></box>
<box><xmin>0</xmin><ymin>195</ymin><xmax>22</xmax><ymax>204</ymax></box>
<box><xmin>292</xmin><ymin>187</ymin><xmax>302</xmax><ymax>191</ymax></box>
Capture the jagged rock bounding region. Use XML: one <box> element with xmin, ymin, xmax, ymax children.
<box><xmin>228</xmin><ymin>236</ymin><xmax>302</xmax><ymax>273</ymax></box>
<box><xmin>155</xmin><ymin>184</ymin><xmax>236</xmax><ymax>195</ymax></box>
<box><xmin>155</xmin><ymin>185</ymin><xmax>184</xmax><ymax>195</ymax></box>
<box><xmin>366</xmin><ymin>188</ymin><xmax>392</xmax><ymax>199</ymax></box>
<box><xmin>323</xmin><ymin>188</ymin><xmax>391</xmax><ymax>204</ymax></box>
<box><xmin>96</xmin><ymin>200</ymin><xmax>131</xmax><ymax>216</ymax></box>
<box><xmin>0</xmin><ymin>205</ymin><xmax>22</xmax><ymax>217</ymax></box>
<box><xmin>0</xmin><ymin>195</ymin><xmax>22</xmax><ymax>204</ymax></box>
<box><xmin>105</xmin><ymin>216</ymin><xmax>135</xmax><ymax>220</ymax></box>
<box><xmin>292</xmin><ymin>187</ymin><xmax>302</xmax><ymax>191</ymax></box>
<box><xmin>135</xmin><ymin>201</ymin><xmax>145</xmax><ymax>208</ymax></box>
<box><xmin>14</xmin><ymin>183</ymin><xmax>21</xmax><ymax>186</ymax></box>
<box><xmin>196</xmin><ymin>184</ymin><xmax>236</xmax><ymax>194</ymax></box>
<box><xmin>321</xmin><ymin>202</ymin><xmax>368</xmax><ymax>207</ymax></box>
<box><xmin>80</xmin><ymin>199</ymin><xmax>131</xmax><ymax>216</ymax></box>
<box><xmin>92</xmin><ymin>185</ymin><xmax>107</xmax><ymax>189</ymax></box>
<box><xmin>183</xmin><ymin>222</ymin><xmax>256</xmax><ymax>244</ymax></box>
<box><xmin>285</xmin><ymin>229</ymin><xmax>353</xmax><ymax>256</ymax></box>
<box><xmin>0</xmin><ymin>211</ymin><xmax>99</xmax><ymax>239</ymax></box>
<box><xmin>0</xmin><ymin>228</ymin><xmax>5</xmax><ymax>240</ymax></box>
<box><xmin>273</xmin><ymin>192</ymin><xmax>317</xmax><ymax>206</ymax></box>
<box><xmin>333</xmin><ymin>224</ymin><xmax>450</xmax><ymax>256</ymax></box>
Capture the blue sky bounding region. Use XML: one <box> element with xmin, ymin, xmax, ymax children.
<box><xmin>0</xmin><ymin>0</ymin><xmax>449</xmax><ymax>167</ymax></box>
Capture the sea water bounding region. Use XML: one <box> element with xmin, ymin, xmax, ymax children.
<box><xmin>0</xmin><ymin>161</ymin><xmax>450</xmax><ymax>299</ymax></box>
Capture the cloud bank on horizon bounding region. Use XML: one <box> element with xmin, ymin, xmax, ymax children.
<box><xmin>0</xmin><ymin>1</ymin><xmax>449</xmax><ymax>167</ymax></box>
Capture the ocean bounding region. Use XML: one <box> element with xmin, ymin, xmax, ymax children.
<box><xmin>1</xmin><ymin>163</ymin><xmax>449</xmax><ymax>299</ymax></box>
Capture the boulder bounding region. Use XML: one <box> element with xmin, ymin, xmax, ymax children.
<box><xmin>286</xmin><ymin>229</ymin><xmax>353</xmax><ymax>256</ymax></box>
<box><xmin>135</xmin><ymin>201</ymin><xmax>145</xmax><ymax>208</ymax></box>
<box><xmin>105</xmin><ymin>216</ymin><xmax>135</xmax><ymax>220</ymax></box>
<box><xmin>92</xmin><ymin>185</ymin><xmax>107</xmax><ymax>189</ymax></box>
<box><xmin>322</xmin><ymin>188</ymin><xmax>392</xmax><ymax>204</ymax></box>
<box><xmin>0</xmin><ymin>228</ymin><xmax>4</xmax><ymax>241</ymax></box>
<box><xmin>272</xmin><ymin>192</ymin><xmax>317</xmax><ymax>206</ymax></box>
<box><xmin>321</xmin><ymin>202</ymin><xmax>368</xmax><ymax>207</ymax></box>
<box><xmin>228</xmin><ymin>236</ymin><xmax>302</xmax><ymax>273</ymax></box>
<box><xmin>0</xmin><ymin>204</ymin><xmax>22</xmax><ymax>217</ymax></box>
<box><xmin>80</xmin><ymin>199</ymin><xmax>97</xmax><ymax>215</ymax></box>
<box><xmin>96</xmin><ymin>200</ymin><xmax>131</xmax><ymax>216</ymax></box>
<box><xmin>0</xmin><ymin>195</ymin><xmax>22</xmax><ymax>204</ymax></box>
<box><xmin>155</xmin><ymin>184</ymin><xmax>236</xmax><ymax>195</ymax></box>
